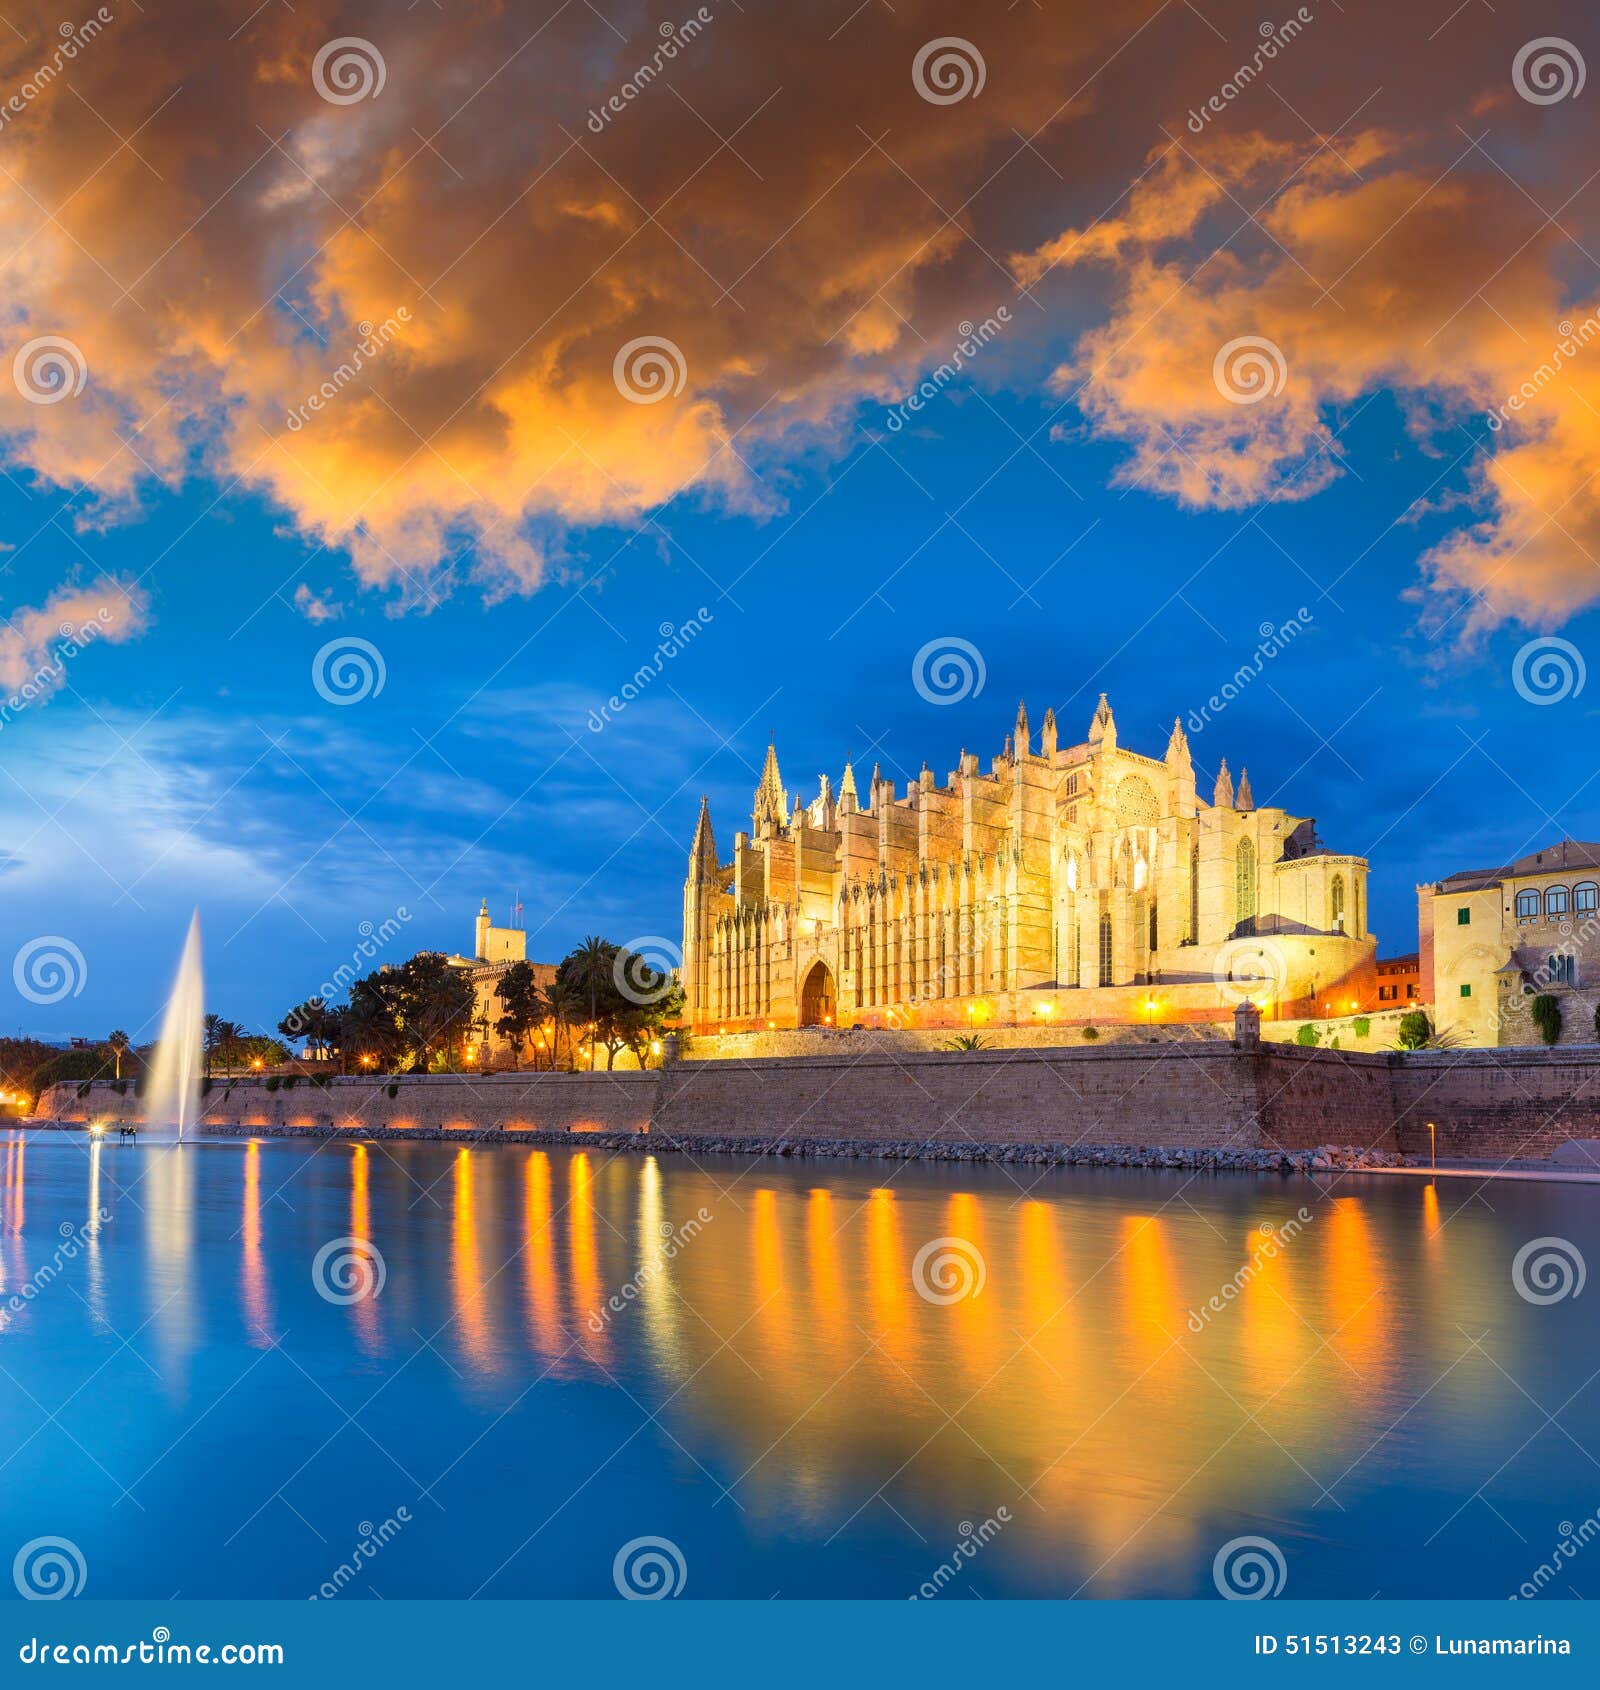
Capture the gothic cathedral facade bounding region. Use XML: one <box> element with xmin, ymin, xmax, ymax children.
<box><xmin>681</xmin><ymin>698</ymin><xmax>1376</xmax><ymax>1032</ymax></box>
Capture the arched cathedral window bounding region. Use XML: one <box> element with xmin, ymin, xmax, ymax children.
<box><xmin>1235</xmin><ymin>838</ymin><xmax>1257</xmax><ymax>928</ymax></box>
<box><xmin>1331</xmin><ymin>874</ymin><xmax>1345</xmax><ymax>932</ymax></box>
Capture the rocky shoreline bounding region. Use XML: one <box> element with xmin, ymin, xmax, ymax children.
<box><xmin>24</xmin><ymin>1117</ymin><xmax>1418</xmax><ymax>1173</ymax></box>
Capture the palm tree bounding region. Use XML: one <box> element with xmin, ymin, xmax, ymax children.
<box><xmin>563</xmin><ymin>936</ymin><xmax>615</xmax><ymax>1071</ymax></box>
<box><xmin>541</xmin><ymin>981</ymin><xmax>581</xmax><ymax>1072</ymax></box>
<box><xmin>107</xmin><ymin>1029</ymin><xmax>130</xmax><ymax>1080</ymax></box>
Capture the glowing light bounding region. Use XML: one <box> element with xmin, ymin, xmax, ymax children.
<box><xmin>251</xmin><ymin>1057</ymin><xmax>264</xmax><ymax>1071</ymax></box>
<box><xmin>650</xmin><ymin>1039</ymin><xmax>662</xmax><ymax>1055</ymax></box>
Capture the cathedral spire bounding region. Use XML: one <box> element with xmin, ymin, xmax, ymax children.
<box><xmin>1236</xmin><ymin>767</ymin><xmax>1254</xmax><ymax>812</ymax></box>
<box><xmin>838</xmin><ymin>758</ymin><xmax>859</xmax><ymax>813</ymax></box>
<box><xmin>1041</xmin><ymin>706</ymin><xmax>1058</xmax><ymax>758</ymax></box>
<box><xmin>1014</xmin><ymin>700</ymin><xmax>1030</xmax><ymax>757</ymax></box>
<box><xmin>1165</xmin><ymin>715</ymin><xmax>1190</xmax><ymax>765</ymax></box>
<box><xmin>690</xmin><ymin>794</ymin><xmax>719</xmax><ymax>875</ymax></box>
<box><xmin>1087</xmin><ymin>692</ymin><xmax>1117</xmax><ymax>750</ymax></box>
<box><xmin>1213</xmin><ymin>757</ymin><xmax>1234</xmax><ymax>810</ymax></box>
<box><xmin>752</xmin><ymin>738</ymin><xmax>788</xmax><ymax>832</ymax></box>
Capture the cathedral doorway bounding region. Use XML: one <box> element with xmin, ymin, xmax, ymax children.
<box><xmin>799</xmin><ymin>961</ymin><xmax>836</xmax><ymax>1026</ymax></box>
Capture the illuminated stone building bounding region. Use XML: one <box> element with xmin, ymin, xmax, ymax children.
<box><xmin>682</xmin><ymin>698</ymin><xmax>1377</xmax><ymax>1032</ymax></box>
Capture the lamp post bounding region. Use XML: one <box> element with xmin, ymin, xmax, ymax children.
<box><xmin>1428</xmin><ymin>1120</ymin><xmax>1436</xmax><ymax>1170</ymax></box>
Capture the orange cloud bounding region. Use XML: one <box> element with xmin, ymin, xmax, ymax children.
<box><xmin>0</xmin><ymin>578</ymin><xmax>148</xmax><ymax>701</ymax></box>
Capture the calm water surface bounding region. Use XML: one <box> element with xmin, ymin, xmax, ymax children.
<box><xmin>0</xmin><ymin>1128</ymin><xmax>1596</xmax><ymax>1599</ymax></box>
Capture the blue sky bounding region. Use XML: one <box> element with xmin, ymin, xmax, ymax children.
<box><xmin>4</xmin><ymin>377</ymin><xmax>1596</xmax><ymax>1042</ymax></box>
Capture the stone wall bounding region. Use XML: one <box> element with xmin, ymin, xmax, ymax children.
<box><xmin>36</xmin><ymin>1070</ymin><xmax>655</xmax><ymax>1136</ymax></box>
<box><xmin>1390</xmin><ymin>1046</ymin><xmax>1600</xmax><ymax>1160</ymax></box>
<box><xmin>37</xmin><ymin>1042</ymin><xmax>1600</xmax><ymax>1163</ymax></box>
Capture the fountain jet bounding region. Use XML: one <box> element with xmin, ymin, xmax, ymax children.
<box><xmin>144</xmin><ymin>910</ymin><xmax>204</xmax><ymax>1142</ymax></box>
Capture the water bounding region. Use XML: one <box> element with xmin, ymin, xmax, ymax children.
<box><xmin>0</xmin><ymin>1128</ymin><xmax>1596</xmax><ymax>1600</ymax></box>
<box><xmin>142</xmin><ymin>911</ymin><xmax>204</xmax><ymax>1140</ymax></box>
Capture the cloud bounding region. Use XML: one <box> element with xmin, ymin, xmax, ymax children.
<box><xmin>0</xmin><ymin>577</ymin><xmax>149</xmax><ymax>701</ymax></box>
<box><xmin>1015</xmin><ymin>113</ymin><xmax>1600</xmax><ymax>636</ymax></box>
<box><xmin>0</xmin><ymin>0</ymin><xmax>1597</xmax><ymax>638</ymax></box>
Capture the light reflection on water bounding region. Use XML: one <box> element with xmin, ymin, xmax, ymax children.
<box><xmin>0</xmin><ymin>1128</ymin><xmax>1594</xmax><ymax>1599</ymax></box>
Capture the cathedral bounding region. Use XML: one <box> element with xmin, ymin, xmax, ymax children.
<box><xmin>681</xmin><ymin>697</ymin><xmax>1377</xmax><ymax>1033</ymax></box>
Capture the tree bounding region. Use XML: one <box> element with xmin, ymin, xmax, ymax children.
<box><xmin>561</xmin><ymin>935</ymin><xmax>616</xmax><ymax>1071</ymax></box>
<box><xmin>390</xmin><ymin>952</ymin><xmax>476</xmax><ymax>1071</ymax></box>
<box><xmin>494</xmin><ymin>962</ymin><xmax>544</xmax><ymax>1071</ymax></box>
<box><xmin>343</xmin><ymin>974</ymin><xmax>407</xmax><ymax>1073</ymax></box>
<box><xmin>278</xmin><ymin>997</ymin><xmax>343</xmax><ymax>1062</ymax></box>
<box><xmin>107</xmin><ymin>1029</ymin><xmax>130</xmax><ymax>1080</ymax></box>
<box><xmin>0</xmin><ymin>1036</ymin><xmax>57</xmax><ymax>1099</ymax></box>
<box><xmin>203</xmin><ymin>1015</ymin><xmax>246</xmax><ymax>1077</ymax></box>
<box><xmin>541</xmin><ymin>980</ymin><xmax>582</xmax><ymax>1071</ymax></box>
<box><xmin>1530</xmin><ymin>993</ymin><xmax>1562</xmax><ymax>1047</ymax></box>
<box><xmin>1395</xmin><ymin>1010</ymin><xmax>1432</xmax><ymax>1050</ymax></box>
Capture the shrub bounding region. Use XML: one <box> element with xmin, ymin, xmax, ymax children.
<box><xmin>1330</xmin><ymin>1036</ymin><xmax>1341</xmax><ymax>1049</ymax></box>
<box><xmin>1396</xmin><ymin>1010</ymin><xmax>1432</xmax><ymax>1050</ymax></box>
<box><xmin>282</xmin><ymin>1075</ymin><xmax>298</xmax><ymax>1089</ymax></box>
<box><xmin>386</xmin><ymin>1082</ymin><xmax>399</xmax><ymax>1099</ymax></box>
<box><xmin>264</xmin><ymin>1075</ymin><xmax>281</xmax><ymax>1093</ymax></box>
<box><xmin>1295</xmin><ymin>1023</ymin><xmax>1321</xmax><ymax>1047</ymax></box>
<box><xmin>1352</xmin><ymin>1017</ymin><xmax>1371</xmax><ymax>1039</ymax></box>
<box><xmin>311</xmin><ymin>1074</ymin><xmax>331</xmax><ymax>1088</ymax></box>
<box><xmin>1530</xmin><ymin>994</ymin><xmax>1562</xmax><ymax>1047</ymax></box>
<box><xmin>75</xmin><ymin>1081</ymin><xmax>91</xmax><ymax>1099</ymax></box>
<box><xmin>111</xmin><ymin>1079</ymin><xmax>128</xmax><ymax>1096</ymax></box>
<box><xmin>941</xmin><ymin>1033</ymin><xmax>986</xmax><ymax>1051</ymax></box>
<box><xmin>1081</xmin><ymin>1025</ymin><xmax>1099</xmax><ymax>1041</ymax></box>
